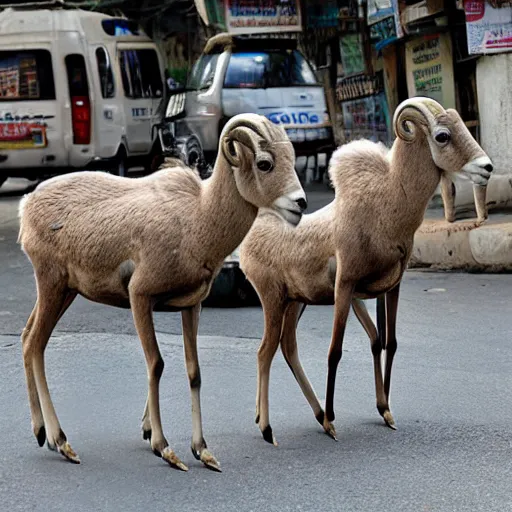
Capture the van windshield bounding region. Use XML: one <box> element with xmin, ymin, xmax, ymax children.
<box><xmin>224</xmin><ymin>50</ymin><xmax>317</xmax><ymax>89</ymax></box>
<box><xmin>0</xmin><ymin>50</ymin><xmax>55</xmax><ymax>101</ymax></box>
<box><xmin>187</xmin><ymin>54</ymin><xmax>219</xmax><ymax>91</ymax></box>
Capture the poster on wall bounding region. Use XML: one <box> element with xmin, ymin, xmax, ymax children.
<box><xmin>405</xmin><ymin>33</ymin><xmax>456</xmax><ymax>109</ymax></box>
<box><xmin>464</xmin><ymin>0</ymin><xmax>512</xmax><ymax>54</ymax></box>
<box><xmin>339</xmin><ymin>33</ymin><xmax>366</xmax><ymax>76</ymax></box>
<box><xmin>225</xmin><ymin>0</ymin><xmax>302</xmax><ymax>34</ymax></box>
<box><xmin>367</xmin><ymin>0</ymin><xmax>403</xmax><ymax>49</ymax></box>
<box><xmin>341</xmin><ymin>92</ymin><xmax>391</xmax><ymax>145</ymax></box>
<box><xmin>367</xmin><ymin>0</ymin><xmax>394</xmax><ymax>25</ymax></box>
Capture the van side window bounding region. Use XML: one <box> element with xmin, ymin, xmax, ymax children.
<box><xmin>119</xmin><ymin>49</ymin><xmax>163</xmax><ymax>99</ymax></box>
<box><xmin>65</xmin><ymin>54</ymin><xmax>89</xmax><ymax>97</ymax></box>
<box><xmin>0</xmin><ymin>49</ymin><xmax>55</xmax><ymax>101</ymax></box>
<box><xmin>96</xmin><ymin>47</ymin><xmax>115</xmax><ymax>98</ymax></box>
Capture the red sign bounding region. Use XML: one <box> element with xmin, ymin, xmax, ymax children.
<box><xmin>0</xmin><ymin>121</ymin><xmax>47</xmax><ymax>148</ymax></box>
<box><xmin>464</xmin><ymin>0</ymin><xmax>485</xmax><ymax>22</ymax></box>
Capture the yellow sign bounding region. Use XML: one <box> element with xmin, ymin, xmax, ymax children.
<box><xmin>405</xmin><ymin>33</ymin><xmax>456</xmax><ymax>109</ymax></box>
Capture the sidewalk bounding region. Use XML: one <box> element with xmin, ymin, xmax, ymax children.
<box><xmin>410</xmin><ymin>210</ymin><xmax>512</xmax><ymax>272</ymax></box>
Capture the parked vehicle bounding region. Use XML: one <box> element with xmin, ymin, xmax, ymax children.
<box><xmin>0</xmin><ymin>5</ymin><xmax>167</xmax><ymax>188</ymax></box>
<box><xmin>178</xmin><ymin>33</ymin><xmax>335</xmax><ymax>166</ymax></box>
<box><xmin>153</xmin><ymin>91</ymin><xmax>211</xmax><ymax>178</ymax></box>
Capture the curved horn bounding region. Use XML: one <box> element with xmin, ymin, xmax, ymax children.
<box><xmin>393</xmin><ymin>97</ymin><xmax>444</xmax><ymax>142</ymax></box>
<box><xmin>220</xmin><ymin>115</ymin><xmax>267</xmax><ymax>166</ymax></box>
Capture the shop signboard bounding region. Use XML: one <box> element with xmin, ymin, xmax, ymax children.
<box><xmin>405</xmin><ymin>33</ymin><xmax>456</xmax><ymax>109</ymax></box>
<box><xmin>464</xmin><ymin>0</ymin><xmax>512</xmax><ymax>54</ymax></box>
<box><xmin>224</xmin><ymin>0</ymin><xmax>302</xmax><ymax>34</ymax></box>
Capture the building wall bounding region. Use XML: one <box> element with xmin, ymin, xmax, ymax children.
<box><xmin>475</xmin><ymin>53</ymin><xmax>512</xmax><ymax>211</ymax></box>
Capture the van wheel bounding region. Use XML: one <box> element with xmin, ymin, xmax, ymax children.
<box><xmin>113</xmin><ymin>148</ymin><xmax>128</xmax><ymax>177</ymax></box>
<box><xmin>182</xmin><ymin>138</ymin><xmax>201</xmax><ymax>168</ymax></box>
<box><xmin>182</xmin><ymin>139</ymin><xmax>211</xmax><ymax>179</ymax></box>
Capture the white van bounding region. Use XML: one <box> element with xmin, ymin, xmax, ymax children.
<box><xmin>0</xmin><ymin>6</ymin><xmax>167</xmax><ymax>187</ymax></box>
<box><xmin>180</xmin><ymin>34</ymin><xmax>335</xmax><ymax>165</ymax></box>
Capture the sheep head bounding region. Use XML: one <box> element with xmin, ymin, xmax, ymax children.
<box><xmin>219</xmin><ymin>113</ymin><xmax>307</xmax><ymax>226</ymax></box>
<box><xmin>393</xmin><ymin>97</ymin><xmax>493</xmax><ymax>188</ymax></box>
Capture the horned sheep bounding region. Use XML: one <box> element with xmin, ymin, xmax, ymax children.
<box><xmin>239</xmin><ymin>97</ymin><xmax>493</xmax><ymax>445</ymax></box>
<box><xmin>18</xmin><ymin>114</ymin><xmax>307</xmax><ymax>472</ymax></box>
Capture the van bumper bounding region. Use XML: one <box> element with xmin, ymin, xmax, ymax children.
<box><xmin>285</xmin><ymin>127</ymin><xmax>336</xmax><ymax>158</ymax></box>
<box><xmin>291</xmin><ymin>137</ymin><xmax>336</xmax><ymax>158</ymax></box>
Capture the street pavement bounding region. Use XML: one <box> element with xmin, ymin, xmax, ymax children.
<box><xmin>1</xmin><ymin>178</ymin><xmax>512</xmax><ymax>511</ymax></box>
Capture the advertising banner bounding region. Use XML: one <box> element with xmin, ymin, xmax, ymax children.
<box><xmin>0</xmin><ymin>121</ymin><xmax>47</xmax><ymax>149</ymax></box>
<box><xmin>225</xmin><ymin>0</ymin><xmax>302</xmax><ymax>34</ymax></box>
<box><xmin>464</xmin><ymin>0</ymin><xmax>512</xmax><ymax>54</ymax></box>
<box><xmin>405</xmin><ymin>33</ymin><xmax>456</xmax><ymax>109</ymax></box>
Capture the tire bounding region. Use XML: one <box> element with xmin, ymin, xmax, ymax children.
<box><xmin>180</xmin><ymin>137</ymin><xmax>201</xmax><ymax>167</ymax></box>
<box><xmin>180</xmin><ymin>137</ymin><xmax>212</xmax><ymax>179</ymax></box>
<box><xmin>113</xmin><ymin>147</ymin><xmax>128</xmax><ymax>177</ymax></box>
<box><xmin>145</xmin><ymin>140</ymin><xmax>165</xmax><ymax>174</ymax></box>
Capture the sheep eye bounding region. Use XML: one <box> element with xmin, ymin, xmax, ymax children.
<box><xmin>435</xmin><ymin>131</ymin><xmax>451</xmax><ymax>144</ymax></box>
<box><xmin>256</xmin><ymin>160</ymin><xmax>273</xmax><ymax>172</ymax></box>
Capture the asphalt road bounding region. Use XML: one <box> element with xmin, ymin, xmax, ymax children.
<box><xmin>1</xmin><ymin>178</ymin><xmax>512</xmax><ymax>511</ymax></box>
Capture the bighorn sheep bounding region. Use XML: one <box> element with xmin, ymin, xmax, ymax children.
<box><xmin>239</xmin><ymin>97</ymin><xmax>493</xmax><ymax>444</ymax></box>
<box><xmin>18</xmin><ymin>114</ymin><xmax>307</xmax><ymax>472</ymax></box>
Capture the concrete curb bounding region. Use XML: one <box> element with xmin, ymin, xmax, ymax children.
<box><xmin>409</xmin><ymin>213</ymin><xmax>512</xmax><ymax>272</ymax></box>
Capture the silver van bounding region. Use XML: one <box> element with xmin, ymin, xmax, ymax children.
<box><xmin>179</xmin><ymin>34</ymin><xmax>335</xmax><ymax>164</ymax></box>
<box><xmin>0</xmin><ymin>7</ymin><xmax>166</xmax><ymax>188</ymax></box>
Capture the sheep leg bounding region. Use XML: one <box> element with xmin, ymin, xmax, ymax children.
<box><xmin>351</xmin><ymin>298</ymin><xmax>395</xmax><ymax>430</ymax></box>
<box><xmin>141</xmin><ymin>398</ymin><xmax>152</xmax><ymax>441</ymax></box>
<box><xmin>255</xmin><ymin>298</ymin><xmax>287</xmax><ymax>445</ymax></box>
<box><xmin>384</xmin><ymin>284</ymin><xmax>400</xmax><ymax>402</ymax></box>
<box><xmin>24</xmin><ymin>280</ymin><xmax>80</xmax><ymax>463</ymax></box>
<box><xmin>280</xmin><ymin>302</ymin><xmax>336</xmax><ymax>440</ymax></box>
<box><xmin>130</xmin><ymin>292</ymin><xmax>187</xmax><ymax>471</ymax></box>
<box><xmin>473</xmin><ymin>184</ymin><xmax>488</xmax><ymax>222</ymax></box>
<box><xmin>23</xmin><ymin>291</ymin><xmax>78</xmax><ymax>449</ymax></box>
<box><xmin>440</xmin><ymin>174</ymin><xmax>456</xmax><ymax>223</ymax></box>
<box><xmin>182</xmin><ymin>304</ymin><xmax>221</xmax><ymax>472</ymax></box>
<box><xmin>325</xmin><ymin>280</ymin><xmax>355</xmax><ymax>428</ymax></box>
<box><xmin>22</xmin><ymin>302</ymin><xmax>45</xmax><ymax>446</ymax></box>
